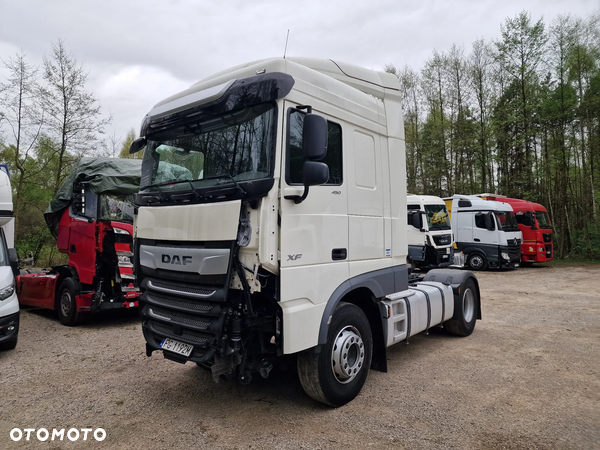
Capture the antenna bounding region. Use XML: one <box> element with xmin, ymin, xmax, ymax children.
<box><xmin>283</xmin><ymin>29</ymin><xmax>290</xmax><ymax>59</ymax></box>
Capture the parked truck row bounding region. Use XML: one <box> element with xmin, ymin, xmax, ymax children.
<box><xmin>407</xmin><ymin>193</ymin><xmax>553</xmax><ymax>272</ymax></box>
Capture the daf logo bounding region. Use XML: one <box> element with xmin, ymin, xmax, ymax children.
<box><xmin>162</xmin><ymin>254</ymin><xmax>193</xmax><ymax>265</ymax></box>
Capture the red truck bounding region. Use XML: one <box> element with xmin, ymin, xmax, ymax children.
<box><xmin>478</xmin><ymin>194</ymin><xmax>553</xmax><ymax>265</ymax></box>
<box><xmin>16</xmin><ymin>158</ymin><xmax>142</xmax><ymax>325</ymax></box>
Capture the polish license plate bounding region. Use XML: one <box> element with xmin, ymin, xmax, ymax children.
<box><xmin>160</xmin><ymin>338</ymin><xmax>193</xmax><ymax>357</ymax></box>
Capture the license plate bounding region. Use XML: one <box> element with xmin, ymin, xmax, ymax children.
<box><xmin>160</xmin><ymin>338</ymin><xmax>193</xmax><ymax>357</ymax></box>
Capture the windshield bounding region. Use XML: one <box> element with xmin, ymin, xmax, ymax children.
<box><xmin>495</xmin><ymin>211</ymin><xmax>520</xmax><ymax>232</ymax></box>
<box><xmin>424</xmin><ymin>204</ymin><xmax>451</xmax><ymax>230</ymax></box>
<box><xmin>535</xmin><ymin>211</ymin><xmax>552</xmax><ymax>229</ymax></box>
<box><xmin>142</xmin><ymin>103</ymin><xmax>276</xmax><ymax>192</ymax></box>
<box><xmin>99</xmin><ymin>195</ymin><xmax>135</xmax><ymax>223</ymax></box>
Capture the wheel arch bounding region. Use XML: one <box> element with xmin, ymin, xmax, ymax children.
<box><xmin>316</xmin><ymin>266</ymin><xmax>409</xmax><ymax>373</ymax></box>
<box><xmin>423</xmin><ymin>268</ymin><xmax>482</xmax><ymax>321</ymax></box>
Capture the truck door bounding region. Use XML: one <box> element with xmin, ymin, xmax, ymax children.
<box><xmin>280</xmin><ymin>103</ymin><xmax>349</xmax><ymax>311</ymax></box>
<box><xmin>473</xmin><ymin>212</ymin><xmax>499</xmax><ymax>246</ymax></box>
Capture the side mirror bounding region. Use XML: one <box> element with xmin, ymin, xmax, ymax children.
<box><xmin>408</xmin><ymin>211</ymin><xmax>423</xmax><ymax>230</ymax></box>
<box><xmin>303</xmin><ymin>161</ymin><xmax>329</xmax><ymax>186</ymax></box>
<box><xmin>8</xmin><ymin>248</ymin><xmax>19</xmax><ymax>278</ymax></box>
<box><xmin>129</xmin><ymin>137</ymin><xmax>147</xmax><ymax>155</ymax></box>
<box><xmin>302</xmin><ymin>114</ymin><xmax>327</xmax><ymax>160</ymax></box>
<box><xmin>285</xmin><ymin>111</ymin><xmax>329</xmax><ymax>205</ymax></box>
<box><xmin>485</xmin><ymin>213</ymin><xmax>496</xmax><ymax>231</ymax></box>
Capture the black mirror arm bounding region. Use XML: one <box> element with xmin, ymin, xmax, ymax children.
<box><xmin>284</xmin><ymin>186</ymin><xmax>310</xmax><ymax>204</ymax></box>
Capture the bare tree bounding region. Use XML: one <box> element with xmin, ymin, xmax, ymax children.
<box><xmin>0</xmin><ymin>50</ymin><xmax>43</xmax><ymax>234</ymax></box>
<box><xmin>40</xmin><ymin>40</ymin><xmax>111</xmax><ymax>192</ymax></box>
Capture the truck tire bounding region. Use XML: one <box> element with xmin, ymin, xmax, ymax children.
<box><xmin>0</xmin><ymin>336</ymin><xmax>17</xmax><ymax>351</ymax></box>
<box><xmin>57</xmin><ymin>278</ymin><xmax>86</xmax><ymax>326</ymax></box>
<box><xmin>297</xmin><ymin>302</ymin><xmax>372</xmax><ymax>407</ymax></box>
<box><xmin>445</xmin><ymin>277</ymin><xmax>478</xmax><ymax>337</ymax></box>
<box><xmin>467</xmin><ymin>252</ymin><xmax>487</xmax><ymax>271</ymax></box>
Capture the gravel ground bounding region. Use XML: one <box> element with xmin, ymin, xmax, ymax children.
<box><xmin>1</xmin><ymin>263</ymin><xmax>598</xmax><ymax>449</ymax></box>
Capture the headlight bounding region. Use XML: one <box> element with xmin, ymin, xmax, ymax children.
<box><xmin>0</xmin><ymin>280</ymin><xmax>15</xmax><ymax>301</ymax></box>
<box><xmin>539</xmin><ymin>247</ymin><xmax>545</xmax><ymax>253</ymax></box>
<box><xmin>501</xmin><ymin>252</ymin><xmax>510</xmax><ymax>261</ymax></box>
<box><xmin>113</xmin><ymin>227</ymin><xmax>130</xmax><ymax>235</ymax></box>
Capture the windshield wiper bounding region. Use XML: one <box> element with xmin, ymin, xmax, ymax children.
<box><xmin>204</xmin><ymin>173</ymin><xmax>247</xmax><ymax>196</ymax></box>
<box><xmin>139</xmin><ymin>180</ymin><xmax>203</xmax><ymax>204</ymax></box>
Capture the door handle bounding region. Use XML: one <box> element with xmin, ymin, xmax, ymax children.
<box><xmin>474</xmin><ymin>238</ymin><xmax>480</xmax><ymax>242</ymax></box>
<box><xmin>332</xmin><ymin>248</ymin><xmax>347</xmax><ymax>260</ymax></box>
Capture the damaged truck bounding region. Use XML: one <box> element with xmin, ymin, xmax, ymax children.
<box><xmin>16</xmin><ymin>158</ymin><xmax>141</xmax><ymax>325</ymax></box>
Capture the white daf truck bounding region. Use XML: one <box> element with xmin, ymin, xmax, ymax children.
<box><xmin>0</xmin><ymin>167</ymin><xmax>20</xmax><ymax>351</ymax></box>
<box><xmin>129</xmin><ymin>58</ymin><xmax>482</xmax><ymax>406</ymax></box>
<box><xmin>406</xmin><ymin>194</ymin><xmax>453</xmax><ymax>270</ymax></box>
<box><xmin>445</xmin><ymin>195</ymin><xmax>521</xmax><ymax>271</ymax></box>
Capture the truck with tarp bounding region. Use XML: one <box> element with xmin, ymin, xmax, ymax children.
<box><xmin>16</xmin><ymin>158</ymin><xmax>141</xmax><ymax>325</ymax></box>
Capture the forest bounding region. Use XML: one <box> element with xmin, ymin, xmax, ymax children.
<box><xmin>0</xmin><ymin>11</ymin><xmax>598</xmax><ymax>265</ymax></box>
<box><xmin>386</xmin><ymin>11</ymin><xmax>599</xmax><ymax>260</ymax></box>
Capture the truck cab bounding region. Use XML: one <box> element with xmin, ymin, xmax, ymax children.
<box><xmin>445</xmin><ymin>195</ymin><xmax>522</xmax><ymax>270</ymax></box>
<box><xmin>406</xmin><ymin>194</ymin><xmax>453</xmax><ymax>270</ymax></box>
<box><xmin>0</xmin><ymin>168</ymin><xmax>20</xmax><ymax>350</ymax></box>
<box><xmin>131</xmin><ymin>58</ymin><xmax>481</xmax><ymax>406</ymax></box>
<box><xmin>478</xmin><ymin>195</ymin><xmax>553</xmax><ymax>264</ymax></box>
<box><xmin>16</xmin><ymin>158</ymin><xmax>141</xmax><ymax>325</ymax></box>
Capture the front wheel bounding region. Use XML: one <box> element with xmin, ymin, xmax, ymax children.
<box><xmin>467</xmin><ymin>252</ymin><xmax>487</xmax><ymax>271</ymax></box>
<box><xmin>57</xmin><ymin>278</ymin><xmax>86</xmax><ymax>326</ymax></box>
<box><xmin>445</xmin><ymin>277</ymin><xmax>478</xmax><ymax>336</ymax></box>
<box><xmin>297</xmin><ymin>302</ymin><xmax>372</xmax><ymax>407</ymax></box>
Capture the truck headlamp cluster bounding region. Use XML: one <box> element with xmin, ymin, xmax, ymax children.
<box><xmin>501</xmin><ymin>252</ymin><xmax>510</xmax><ymax>261</ymax></box>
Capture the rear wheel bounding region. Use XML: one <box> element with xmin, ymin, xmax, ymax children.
<box><xmin>297</xmin><ymin>302</ymin><xmax>372</xmax><ymax>407</ymax></box>
<box><xmin>57</xmin><ymin>278</ymin><xmax>86</xmax><ymax>326</ymax></box>
<box><xmin>445</xmin><ymin>277</ymin><xmax>478</xmax><ymax>336</ymax></box>
<box><xmin>467</xmin><ymin>252</ymin><xmax>487</xmax><ymax>271</ymax></box>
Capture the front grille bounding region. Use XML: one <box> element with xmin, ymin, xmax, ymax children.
<box><xmin>137</xmin><ymin>240</ymin><xmax>235</xmax><ymax>364</ymax></box>
<box><xmin>149</xmin><ymin>306</ymin><xmax>213</xmax><ymax>328</ymax></box>
<box><xmin>508</xmin><ymin>243</ymin><xmax>521</xmax><ymax>262</ymax></box>
<box><xmin>150</xmin><ymin>322</ymin><xmax>210</xmax><ymax>345</ymax></box>
<box><xmin>147</xmin><ymin>292</ymin><xmax>214</xmax><ymax>312</ymax></box>
<box><xmin>148</xmin><ymin>279</ymin><xmax>216</xmax><ymax>297</ymax></box>
<box><xmin>543</xmin><ymin>233</ymin><xmax>552</xmax><ymax>243</ymax></box>
<box><xmin>545</xmin><ymin>244</ymin><xmax>553</xmax><ymax>259</ymax></box>
<box><xmin>432</xmin><ymin>234</ymin><xmax>452</xmax><ymax>246</ymax></box>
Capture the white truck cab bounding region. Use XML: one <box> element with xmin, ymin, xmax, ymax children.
<box><xmin>445</xmin><ymin>195</ymin><xmax>521</xmax><ymax>270</ymax></box>
<box><xmin>406</xmin><ymin>194</ymin><xmax>453</xmax><ymax>270</ymax></box>
<box><xmin>131</xmin><ymin>58</ymin><xmax>482</xmax><ymax>406</ymax></box>
<box><xmin>0</xmin><ymin>168</ymin><xmax>20</xmax><ymax>351</ymax></box>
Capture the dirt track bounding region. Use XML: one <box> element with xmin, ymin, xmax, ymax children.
<box><xmin>1</xmin><ymin>263</ymin><xmax>598</xmax><ymax>449</ymax></box>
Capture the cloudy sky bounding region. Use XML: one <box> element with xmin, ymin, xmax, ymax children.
<box><xmin>0</xmin><ymin>0</ymin><xmax>597</xmax><ymax>145</ymax></box>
